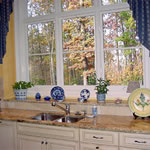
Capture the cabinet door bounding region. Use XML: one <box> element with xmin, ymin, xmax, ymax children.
<box><xmin>18</xmin><ymin>134</ymin><xmax>46</xmax><ymax>150</ymax></box>
<box><xmin>46</xmin><ymin>138</ymin><xmax>79</xmax><ymax>150</ymax></box>
<box><xmin>80</xmin><ymin>143</ymin><xmax>118</xmax><ymax>150</ymax></box>
<box><xmin>0</xmin><ymin>120</ymin><xmax>16</xmax><ymax>150</ymax></box>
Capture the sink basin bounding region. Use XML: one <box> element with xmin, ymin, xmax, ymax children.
<box><xmin>32</xmin><ymin>113</ymin><xmax>64</xmax><ymax>121</ymax></box>
<box><xmin>32</xmin><ymin>113</ymin><xmax>84</xmax><ymax>123</ymax></box>
<box><xmin>55</xmin><ymin>116</ymin><xmax>84</xmax><ymax>123</ymax></box>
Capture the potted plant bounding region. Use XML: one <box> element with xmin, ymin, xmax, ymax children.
<box><xmin>12</xmin><ymin>81</ymin><xmax>34</xmax><ymax>100</ymax></box>
<box><xmin>95</xmin><ymin>78</ymin><xmax>110</xmax><ymax>102</ymax></box>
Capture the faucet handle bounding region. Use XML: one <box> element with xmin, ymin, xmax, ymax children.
<box><xmin>81</xmin><ymin>110</ymin><xmax>87</xmax><ymax>116</ymax></box>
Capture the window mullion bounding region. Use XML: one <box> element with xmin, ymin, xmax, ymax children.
<box><xmin>55</xmin><ymin>18</ymin><xmax>64</xmax><ymax>86</ymax></box>
<box><xmin>143</xmin><ymin>47</ymin><xmax>150</xmax><ymax>88</ymax></box>
<box><xmin>95</xmin><ymin>10</ymin><xmax>104</xmax><ymax>79</ymax></box>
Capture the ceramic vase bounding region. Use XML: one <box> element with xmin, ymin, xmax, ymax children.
<box><xmin>97</xmin><ymin>93</ymin><xmax>106</xmax><ymax>102</ymax></box>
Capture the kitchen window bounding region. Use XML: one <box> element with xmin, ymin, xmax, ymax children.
<box><xmin>14</xmin><ymin>0</ymin><xmax>149</xmax><ymax>99</ymax></box>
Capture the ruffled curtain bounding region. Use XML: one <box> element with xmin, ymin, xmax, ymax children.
<box><xmin>128</xmin><ymin>0</ymin><xmax>150</xmax><ymax>52</ymax></box>
<box><xmin>0</xmin><ymin>0</ymin><xmax>14</xmax><ymax>64</ymax></box>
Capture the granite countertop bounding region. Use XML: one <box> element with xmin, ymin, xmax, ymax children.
<box><xmin>0</xmin><ymin>108</ymin><xmax>150</xmax><ymax>134</ymax></box>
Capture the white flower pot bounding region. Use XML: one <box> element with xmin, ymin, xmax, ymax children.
<box><xmin>14</xmin><ymin>89</ymin><xmax>27</xmax><ymax>100</ymax></box>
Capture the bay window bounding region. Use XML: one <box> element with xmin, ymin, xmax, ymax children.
<box><xmin>14</xmin><ymin>0</ymin><xmax>149</xmax><ymax>99</ymax></box>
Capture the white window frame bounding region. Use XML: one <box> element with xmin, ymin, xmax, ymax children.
<box><xmin>14</xmin><ymin>0</ymin><xmax>150</xmax><ymax>99</ymax></box>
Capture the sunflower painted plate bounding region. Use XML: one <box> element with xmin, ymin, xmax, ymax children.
<box><xmin>128</xmin><ymin>88</ymin><xmax>150</xmax><ymax>117</ymax></box>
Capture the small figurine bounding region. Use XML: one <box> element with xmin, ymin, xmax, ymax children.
<box><xmin>35</xmin><ymin>92</ymin><xmax>41</xmax><ymax>101</ymax></box>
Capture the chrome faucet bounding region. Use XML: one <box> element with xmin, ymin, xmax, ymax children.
<box><xmin>51</xmin><ymin>102</ymin><xmax>70</xmax><ymax>115</ymax></box>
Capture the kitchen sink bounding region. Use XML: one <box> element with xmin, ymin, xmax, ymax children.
<box><xmin>32</xmin><ymin>113</ymin><xmax>64</xmax><ymax>121</ymax></box>
<box><xmin>55</xmin><ymin>116</ymin><xmax>84</xmax><ymax>123</ymax></box>
<box><xmin>31</xmin><ymin>113</ymin><xmax>84</xmax><ymax>123</ymax></box>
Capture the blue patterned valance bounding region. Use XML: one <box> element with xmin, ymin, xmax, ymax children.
<box><xmin>0</xmin><ymin>0</ymin><xmax>14</xmax><ymax>64</ymax></box>
<box><xmin>128</xmin><ymin>0</ymin><xmax>150</xmax><ymax>52</ymax></box>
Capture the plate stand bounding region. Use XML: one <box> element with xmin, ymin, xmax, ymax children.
<box><xmin>133</xmin><ymin>113</ymin><xmax>150</xmax><ymax>120</ymax></box>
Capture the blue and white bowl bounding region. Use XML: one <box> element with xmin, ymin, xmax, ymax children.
<box><xmin>44</xmin><ymin>96</ymin><xmax>51</xmax><ymax>101</ymax></box>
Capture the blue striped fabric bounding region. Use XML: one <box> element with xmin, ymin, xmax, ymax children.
<box><xmin>128</xmin><ymin>0</ymin><xmax>150</xmax><ymax>53</ymax></box>
<box><xmin>0</xmin><ymin>0</ymin><xmax>14</xmax><ymax>64</ymax></box>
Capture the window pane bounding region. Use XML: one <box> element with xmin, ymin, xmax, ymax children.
<box><xmin>29</xmin><ymin>55</ymin><xmax>56</xmax><ymax>85</ymax></box>
<box><xmin>28</xmin><ymin>22</ymin><xmax>55</xmax><ymax>54</ymax></box>
<box><xmin>62</xmin><ymin>16</ymin><xmax>95</xmax><ymax>52</ymax></box>
<box><xmin>104</xmin><ymin>48</ymin><xmax>143</xmax><ymax>85</ymax></box>
<box><xmin>102</xmin><ymin>0</ymin><xmax>127</xmax><ymax>5</ymax></box>
<box><xmin>64</xmin><ymin>52</ymin><xmax>95</xmax><ymax>85</ymax></box>
<box><xmin>27</xmin><ymin>0</ymin><xmax>54</xmax><ymax>17</ymax></box>
<box><xmin>62</xmin><ymin>0</ymin><xmax>94</xmax><ymax>11</ymax></box>
<box><xmin>103</xmin><ymin>11</ymin><xmax>139</xmax><ymax>48</ymax></box>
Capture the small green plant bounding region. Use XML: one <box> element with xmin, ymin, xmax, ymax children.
<box><xmin>12</xmin><ymin>81</ymin><xmax>34</xmax><ymax>89</ymax></box>
<box><xmin>95</xmin><ymin>78</ymin><xmax>111</xmax><ymax>94</ymax></box>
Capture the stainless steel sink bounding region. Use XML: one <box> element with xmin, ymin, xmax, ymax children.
<box><xmin>31</xmin><ymin>113</ymin><xmax>84</xmax><ymax>123</ymax></box>
<box><xmin>32</xmin><ymin>113</ymin><xmax>64</xmax><ymax>121</ymax></box>
<box><xmin>55</xmin><ymin>116</ymin><xmax>84</xmax><ymax>123</ymax></box>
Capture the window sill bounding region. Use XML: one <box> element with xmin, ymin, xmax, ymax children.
<box><xmin>3</xmin><ymin>97</ymin><xmax>128</xmax><ymax>107</ymax></box>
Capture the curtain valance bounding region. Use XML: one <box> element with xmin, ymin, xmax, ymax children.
<box><xmin>0</xmin><ymin>0</ymin><xmax>14</xmax><ymax>64</ymax></box>
<box><xmin>128</xmin><ymin>0</ymin><xmax>150</xmax><ymax>52</ymax></box>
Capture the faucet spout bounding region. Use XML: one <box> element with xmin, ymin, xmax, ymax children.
<box><xmin>51</xmin><ymin>102</ymin><xmax>70</xmax><ymax>115</ymax></box>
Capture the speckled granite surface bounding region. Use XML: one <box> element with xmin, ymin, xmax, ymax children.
<box><xmin>0</xmin><ymin>108</ymin><xmax>150</xmax><ymax>134</ymax></box>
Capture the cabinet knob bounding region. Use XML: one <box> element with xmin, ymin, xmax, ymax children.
<box><xmin>96</xmin><ymin>146</ymin><xmax>99</xmax><ymax>149</ymax></box>
<box><xmin>41</xmin><ymin>141</ymin><xmax>44</xmax><ymax>144</ymax></box>
<box><xmin>45</xmin><ymin>141</ymin><xmax>48</xmax><ymax>145</ymax></box>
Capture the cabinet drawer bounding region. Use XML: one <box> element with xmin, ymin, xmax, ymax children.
<box><xmin>120</xmin><ymin>132</ymin><xmax>150</xmax><ymax>150</ymax></box>
<box><xmin>17</xmin><ymin>123</ymin><xmax>79</xmax><ymax>141</ymax></box>
<box><xmin>80</xmin><ymin>129</ymin><xmax>118</xmax><ymax>146</ymax></box>
<box><xmin>120</xmin><ymin>147</ymin><xmax>143</xmax><ymax>150</ymax></box>
<box><xmin>80</xmin><ymin>143</ymin><xmax>118</xmax><ymax>150</ymax></box>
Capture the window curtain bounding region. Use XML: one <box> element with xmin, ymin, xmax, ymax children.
<box><xmin>0</xmin><ymin>0</ymin><xmax>14</xmax><ymax>64</ymax></box>
<box><xmin>128</xmin><ymin>0</ymin><xmax>150</xmax><ymax>52</ymax></box>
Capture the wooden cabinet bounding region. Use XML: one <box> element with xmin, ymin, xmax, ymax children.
<box><xmin>18</xmin><ymin>134</ymin><xmax>78</xmax><ymax>150</ymax></box>
<box><xmin>17</xmin><ymin>123</ymin><xmax>79</xmax><ymax>150</ymax></box>
<box><xmin>16</xmin><ymin>122</ymin><xmax>150</xmax><ymax>150</ymax></box>
<box><xmin>120</xmin><ymin>132</ymin><xmax>150</xmax><ymax>150</ymax></box>
<box><xmin>0</xmin><ymin>120</ymin><xmax>16</xmax><ymax>150</ymax></box>
<box><xmin>80</xmin><ymin>129</ymin><xmax>119</xmax><ymax>150</ymax></box>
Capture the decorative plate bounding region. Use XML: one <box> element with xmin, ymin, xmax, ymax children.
<box><xmin>51</xmin><ymin>86</ymin><xmax>65</xmax><ymax>101</ymax></box>
<box><xmin>80</xmin><ymin>89</ymin><xmax>90</xmax><ymax>100</ymax></box>
<box><xmin>128</xmin><ymin>88</ymin><xmax>150</xmax><ymax>117</ymax></box>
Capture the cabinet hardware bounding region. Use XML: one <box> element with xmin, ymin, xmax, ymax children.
<box><xmin>93</xmin><ymin>136</ymin><xmax>103</xmax><ymax>139</ymax></box>
<box><xmin>134</xmin><ymin>140</ymin><xmax>147</xmax><ymax>144</ymax></box>
<box><xmin>0</xmin><ymin>121</ymin><xmax>1</xmax><ymax>123</ymax></box>
<box><xmin>96</xmin><ymin>146</ymin><xmax>99</xmax><ymax>149</ymax></box>
<box><xmin>41</xmin><ymin>141</ymin><xmax>44</xmax><ymax>144</ymax></box>
<box><xmin>45</xmin><ymin>141</ymin><xmax>48</xmax><ymax>145</ymax></box>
